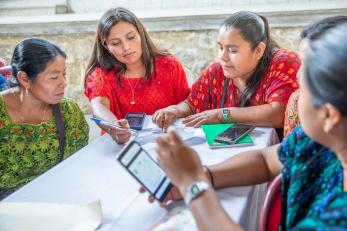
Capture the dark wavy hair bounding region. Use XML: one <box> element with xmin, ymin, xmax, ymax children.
<box><xmin>221</xmin><ymin>11</ymin><xmax>279</xmax><ymax>107</ymax></box>
<box><xmin>84</xmin><ymin>7</ymin><xmax>169</xmax><ymax>87</ymax></box>
<box><xmin>11</xmin><ymin>37</ymin><xmax>66</xmax><ymax>87</ymax></box>
<box><xmin>300</xmin><ymin>15</ymin><xmax>347</xmax><ymax>40</ymax></box>
<box><xmin>305</xmin><ymin>22</ymin><xmax>347</xmax><ymax>116</ymax></box>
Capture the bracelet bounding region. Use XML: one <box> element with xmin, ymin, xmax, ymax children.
<box><xmin>203</xmin><ymin>165</ymin><xmax>214</xmax><ymax>188</ymax></box>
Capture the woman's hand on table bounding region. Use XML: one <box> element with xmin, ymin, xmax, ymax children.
<box><xmin>156</xmin><ymin>127</ymin><xmax>208</xmax><ymax>195</ymax></box>
<box><xmin>183</xmin><ymin>109</ymin><xmax>222</xmax><ymax>128</ymax></box>
<box><xmin>108</xmin><ymin>119</ymin><xmax>131</xmax><ymax>144</ymax></box>
<box><xmin>152</xmin><ymin>107</ymin><xmax>178</xmax><ymax>130</ymax></box>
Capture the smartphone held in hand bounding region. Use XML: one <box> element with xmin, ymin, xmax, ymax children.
<box><xmin>117</xmin><ymin>141</ymin><xmax>172</xmax><ymax>202</ymax></box>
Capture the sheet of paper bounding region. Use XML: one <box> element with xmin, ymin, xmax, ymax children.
<box><xmin>0</xmin><ymin>200</ymin><xmax>102</xmax><ymax>231</ymax></box>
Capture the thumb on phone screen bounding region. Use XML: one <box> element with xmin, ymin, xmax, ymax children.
<box><xmin>118</xmin><ymin>119</ymin><xmax>130</xmax><ymax>128</ymax></box>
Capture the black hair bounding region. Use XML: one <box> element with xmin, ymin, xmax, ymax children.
<box><xmin>85</xmin><ymin>7</ymin><xmax>169</xmax><ymax>87</ymax></box>
<box><xmin>305</xmin><ymin>22</ymin><xmax>347</xmax><ymax>116</ymax></box>
<box><xmin>300</xmin><ymin>15</ymin><xmax>347</xmax><ymax>40</ymax></box>
<box><xmin>221</xmin><ymin>11</ymin><xmax>279</xmax><ymax>106</ymax></box>
<box><xmin>11</xmin><ymin>37</ymin><xmax>66</xmax><ymax>86</ymax></box>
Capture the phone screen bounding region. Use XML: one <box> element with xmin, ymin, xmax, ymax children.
<box><xmin>118</xmin><ymin>141</ymin><xmax>172</xmax><ymax>201</ymax></box>
<box><xmin>214</xmin><ymin>124</ymin><xmax>254</xmax><ymax>144</ymax></box>
<box><xmin>125</xmin><ymin>113</ymin><xmax>146</xmax><ymax>130</ymax></box>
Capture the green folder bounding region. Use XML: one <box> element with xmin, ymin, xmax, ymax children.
<box><xmin>201</xmin><ymin>123</ymin><xmax>253</xmax><ymax>149</ymax></box>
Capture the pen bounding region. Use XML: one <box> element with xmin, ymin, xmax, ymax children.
<box><xmin>90</xmin><ymin>117</ymin><xmax>138</xmax><ymax>134</ymax></box>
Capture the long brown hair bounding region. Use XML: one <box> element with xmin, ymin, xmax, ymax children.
<box><xmin>84</xmin><ymin>7</ymin><xmax>169</xmax><ymax>87</ymax></box>
<box><xmin>221</xmin><ymin>11</ymin><xmax>279</xmax><ymax>106</ymax></box>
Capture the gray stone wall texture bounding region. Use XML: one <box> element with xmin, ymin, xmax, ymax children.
<box><xmin>0</xmin><ymin>27</ymin><xmax>302</xmax><ymax>114</ymax></box>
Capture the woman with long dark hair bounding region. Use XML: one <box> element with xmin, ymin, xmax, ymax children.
<box><xmin>0</xmin><ymin>38</ymin><xmax>89</xmax><ymax>199</ymax></box>
<box><xmin>153</xmin><ymin>11</ymin><xmax>300</xmax><ymax>129</ymax></box>
<box><xmin>84</xmin><ymin>7</ymin><xmax>190</xmax><ymax>144</ymax></box>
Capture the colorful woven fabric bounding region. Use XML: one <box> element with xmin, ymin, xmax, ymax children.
<box><xmin>0</xmin><ymin>97</ymin><xmax>89</xmax><ymax>192</ymax></box>
<box><xmin>278</xmin><ymin>126</ymin><xmax>347</xmax><ymax>230</ymax></box>
<box><xmin>284</xmin><ymin>90</ymin><xmax>300</xmax><ymax>138</ymax></box>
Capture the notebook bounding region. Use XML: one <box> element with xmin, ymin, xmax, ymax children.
<box><xmin>201</xmin><ymin>123</ymin><xmax>253</xmax><ymax>149</ymax></box>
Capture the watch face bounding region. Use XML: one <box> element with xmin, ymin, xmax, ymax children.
<box><xmin>191</xmin><ymin>185</ymin><xmax>200</xmax><ymax>194</ymax></box>
<box><xmin>223</xmin><ymin>109</ymin><xmax>229</xmax><ymax>115</ymax></box>
<box><xmin>184</xmin><ymin>181</ymin><xmax>209</xmax><ymax>205</ymax></box>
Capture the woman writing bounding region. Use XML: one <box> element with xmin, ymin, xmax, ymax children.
<box><xmin>85</xmin><ymin>7</ymin><xmax>190</xmax><ymax>144</ymax></box>
<box><xmin>0</xmin><ymin>38</ymin><xmax>89</xmax><ymax>199</ymax></box>
<box><xmin>153</xmin><ymin>11</ymin><xmax>300</xmax><ymax>130</ymax></box>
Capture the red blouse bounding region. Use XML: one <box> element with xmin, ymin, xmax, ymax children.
<box><xmin>85</xmin><ymin>55</ymin><xmax>190</xmax><ymax>119</ymax></box>
<box><xmin>188</xmin><ymin>49</ymin><xmax>301</xmax><ymax>112</ymax></box>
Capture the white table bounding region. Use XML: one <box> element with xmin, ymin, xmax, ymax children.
<box><xmin>3</xmin><ymin>120</ymin><xmax>278</xmax><ymax>231</ymax></box>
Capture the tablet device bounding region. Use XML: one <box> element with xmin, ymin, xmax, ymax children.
<box><xmin>214</xmin><ymin>124</ymin><xmax>255</xmax><ymax>145</ymax></box>
<box><xmin>125</xmin><ymin>112</ymin><xmax>146</xmax><ymax>130</ymax></box>
<box><xmin>117</xmin><ymin>141</ymin><xmax>172</xmax><ymax>202</ymax></box>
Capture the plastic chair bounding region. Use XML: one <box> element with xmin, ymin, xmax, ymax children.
<box><xmin>0</xmin><ymin>58</ymin><xmax>6</xmax><ymax>68</ymax></box>
<box><xmin>259</xmin><ymin>174</ymin><xmax>282</xmax><ymax>231</ymax></box>
<box><xmin>0</xmin><ymin>66</ymin><xmax>12</xmax><ymax>80</ymax></box>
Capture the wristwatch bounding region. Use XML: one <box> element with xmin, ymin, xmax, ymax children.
<box><xmin>222</xmin><ymin>108</ymin><xmax>230</xmax><ymax>122</ymax></box>
<box><xmin>184</xmin><ymin>181</ymin><xmax>209</xmax><ymax>205</ymax></box>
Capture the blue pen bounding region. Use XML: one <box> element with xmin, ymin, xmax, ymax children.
<box><xmin>90</xmin><ymin>117</ymin><xmax>138</xmax><ymax>134</ymax></box>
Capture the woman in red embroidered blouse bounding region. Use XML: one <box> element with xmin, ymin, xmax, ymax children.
<box><xmin>84</xmin><ymin>8</ymin><xmax>190</xmax><ymax>143</ymax></box>
<box><xmin>153</xmin><ymin>11</ymin><xmax>300</xmax><ymax>129</ymax></box>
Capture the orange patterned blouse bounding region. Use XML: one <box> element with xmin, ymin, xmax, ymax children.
<box><xmin>284</xmin><ymin>89</ymin><xmax>301</xmax><ymax>137</ymax></box>
<box><xmin>188</xmin><ymin>49</ymin><xmax>301</xmax><ymax>113</ymax></box>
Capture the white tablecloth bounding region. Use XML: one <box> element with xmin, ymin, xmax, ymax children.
<box><xmin>3</xmin><ymin>119</ymin><xmax>278</xmax><ymax>231</ymax></box>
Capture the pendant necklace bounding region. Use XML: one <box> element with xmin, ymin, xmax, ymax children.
<box><xmin>126</xmin><ymin>77</ymin><xmax>142</xmax><ymax>105</ymax></box>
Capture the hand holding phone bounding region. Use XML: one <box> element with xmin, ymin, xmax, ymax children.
<box><xmin>117</xmin><ymin>141</ymin><xmax>172</xmax><ymax>202</ymax></box>
<box><xmin>214</xmin><ymin>124</ymin><xmax>255</xmax><ymax>144</ymax></box>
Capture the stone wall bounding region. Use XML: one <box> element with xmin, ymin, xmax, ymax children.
<box><xmin>0</xmin><ymin>27</ymin><xmax>302</xmax><ymax>113</ymax></box>
<box><xmin>1</xmin><ymin>0</ymin><xmax>346</xmax><ymax>113</ymax></box>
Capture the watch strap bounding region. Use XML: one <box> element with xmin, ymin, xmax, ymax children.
<box><xmin>222</xmin><ymin>108</ymin><xmax>230</xmax><ymax>122</ymax></box>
